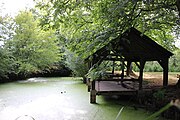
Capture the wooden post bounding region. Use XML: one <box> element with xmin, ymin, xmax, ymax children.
<box><xmin>139</xmin><ymin>60</ymin><xmax>145</xmax><ymax>90</ymax></box>
<box><xmin>163</xmin><ymin>58</ymin><xmax>169</xmax><ymax>87</ymax></box>
<box><xmin>112</xmin><ymin>60</ymin><xmax>115</xmax><ymax>74</ymax></box>
<box><xmin>126</xmin><ymin>61</ymin><xmax>132</xmax><ymax>76</ymax></box>
<box><xmin>87</xmin><ymin>78</ymin><xmax>91</xmax><ymax>92</ymax></box>
<box><xmin>176</xmin><ymin>74</ymin><xmax>180</xmax><ymax>88</ymax></box>
<box><xmin>90</xmin><ymin>80</ymin><xmax>96</xmax><ymax>103</ymax></box>
<box><xmin>121</xmin><ymin>59</ymin><xmax>125</xmax><ymax>80</ymax></box>
<box><xmin>83</xmin><ymin>76</ymin><xmax>87</xmax><ymax>84</ymax></box>
<box><xmin>158</xmin><ymin>58</ymin><xmax>169</xmax><ymax>87</ymax></box>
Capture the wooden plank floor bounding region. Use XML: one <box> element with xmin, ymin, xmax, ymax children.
<box><xmin>95</xmin><ymin>81</ymin><xmax>138</xmax><ymax>95</ymax></box>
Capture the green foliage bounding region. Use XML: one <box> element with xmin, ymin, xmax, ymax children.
<box><xmin>145</xmin><ymin>29</ymin><xmax>177</xmax><ymax>52</ymax></box>
<box><xmin>169</xmin><ymin>49</ymin><xmax>180</xmax><ymax>72</ymax></box>
<box><xmin>64</xmin><ymin>49</ymin><xmax>88</xmax><ymax>77</ymax></box>
<box><xmin>0</xmin><ymin>48</ymin><xmax>14</xmax><ymax>78</ymax></box>
<box><xmin>0</xmin><ymin>15</ymin><xmax>14</xmax><ymax>42</ymax></box>
<box><xmin>87</xmin><ymin>67</ymin><xmax>107</xmax><ymax>80</ymax></box>
<box><xmin>34</xmin><ymin>0</ymin><xmax>180</xmax><ymax>76</ymax></box>
<box><xmin>35</xmin><ymin>0</ymin><xmax>179</xmax><ymax>59</ymax></box>
<box><xmin>4</xmin><ymin>11</ymin><xmax>60</xmax><ymax>76</ymax></box>
<box><xmin>86</xmin><ymin>62</ymin><xmax>109</xmax><ymax>80</ymax></box>
<box><xmin>134</xmin><ymin>62</ymin><xmax>163</xmax><ymax>72</ymax></box>
<box><xmin>153</xmin><ymin>89</ymin><xmax>166</xmax><ymax>101</ymax></box>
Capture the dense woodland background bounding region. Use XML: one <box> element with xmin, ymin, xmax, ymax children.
<box><xmin>0</xmin><ymin>0</ymin><xmax>180</xmax><ymax>82</ymax></box>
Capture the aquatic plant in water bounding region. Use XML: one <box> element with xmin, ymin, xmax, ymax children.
<box><xmin>115</xmin><ymin>107</ymin><xmax>124</xmax><ymax>120</ymax></box>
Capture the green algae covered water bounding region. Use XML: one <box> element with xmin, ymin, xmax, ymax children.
<box><xmin>0</xmin><ymin>77</ymin><xmax>164</xmax><ymax>120</ymax></box>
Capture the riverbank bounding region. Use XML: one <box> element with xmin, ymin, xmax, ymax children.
<box><xmin>135</xmin><ymin>72</ymin><xmax>180</xmax><ymax>120</ymax></box>
<box><xmin>0</xmin><ymin>66</ymin><xmax>71</xmax><ymax>83</ymax></box>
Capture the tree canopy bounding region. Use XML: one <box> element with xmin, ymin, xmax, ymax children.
<box><xmin>35</xmin><ymin>0</ymin><xmax>179</xmax><ymax>57</ymax></box>
<box><xmin>4</xmin><ymin>11</ymin><xmax>60</xmax><ymax>76</ymax></box>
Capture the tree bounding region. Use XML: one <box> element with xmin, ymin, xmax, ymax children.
<box><xmin>0</xmin><ymin>15</ymin><xmax>14</xmax><ymax>44</ymax></box>
<box><xmin>35</xmin><ymin>0</ymin><xmax>179</xmax><ymax>57</ymax></box>
<box><xmin>4</xmin><ymin>11</ymin><xmax>60</xmax><ymax>76</ymax></box>
<box><xmin>0</xmin><ymin>6</ymin><xmax>15</xmax><ymax>80</ymax></box>
<box><xmin>169</xmin><ymin>49</ymin><xmax>180</xmax><ymax>72</ymax></box>
<box><xmin>0</xmin><ymin>47</ymin><xmax>14</xmax><ymax>79</ymax></box>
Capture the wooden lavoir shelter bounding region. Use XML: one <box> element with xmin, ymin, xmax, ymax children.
<box><xmin>85</xmin><ymin>27</ymin><xmax>173</xmax><ymax>103</ymax></box>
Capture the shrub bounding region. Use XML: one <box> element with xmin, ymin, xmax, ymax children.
<box><xmin>153</xmin><ymin>89</ymin><xmax>166</xmax><ymax>101</ymax></box>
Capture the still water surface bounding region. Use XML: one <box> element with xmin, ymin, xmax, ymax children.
<box><xmin>0</xmin><ymin>77</ymin><xmax>164</xmax><ymax>120</ymax></box>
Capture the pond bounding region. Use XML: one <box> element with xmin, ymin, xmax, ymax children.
<box><xmin>0</xmin><ymin>77</ymin><xmax>164</xmax><ymax>120</ymax></box>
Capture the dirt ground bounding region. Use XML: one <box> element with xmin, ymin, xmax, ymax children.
<box><xmin>139</xmin><ymin>72</ymin><xmax>180</xmax><ymax>101</ymax></box>
<box><xmin>142</xmin><ymin>72</ymin><xmax>179</xmax><ymax>86</ymax></box>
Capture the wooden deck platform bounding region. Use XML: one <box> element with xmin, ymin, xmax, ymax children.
<box><xmin>88</xmin><ymin>77</ymin><xmax>154</xmax><ymax>103</ymax></box>
<box><xmin>95</xmin><ymin>81</ymin><xmax>138</xmax><ymax>96</ymax></box>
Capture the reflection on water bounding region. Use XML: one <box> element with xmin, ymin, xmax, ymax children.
<box><xmin>0</xmin><ymin>77</ymin><xmax>164</xmax><ymax>120</ymax></box>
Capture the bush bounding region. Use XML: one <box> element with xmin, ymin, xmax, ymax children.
<box><xmin>153</xmin><ymin>89</ymin><xmax>166</xmax><ymax>100</ymax></box>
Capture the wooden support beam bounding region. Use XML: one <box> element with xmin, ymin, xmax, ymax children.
<box><xmin>97</xmin><ymin>91</ymin><xmax>137</xmax><ymax>96</ymax></box>
<box><xmin>96</xmin><ymin>78</ymin><xmax>139</xmax><ymax>82</ymax></box>
<box><xmin>83</xmin><ymin>77</ymin><xmax>87</xmax><ymax>84</ymax></box>
<box><xmin>90</xmin><ymin>80</ymin><xmax>96</xmax><ymax>103</ymax></box>
<box><xmin>126</xmin><ymin>61</ymin><xmax>132</xmax><ymax>76</ymax></box>
<box><xmin>163</xmin><ymin>58</ymin><xmax>169</xmax><ymax>87</ymax></box>
<box><xmin>112</xmin><ymin>61</ymin><xmax>115</xmax><ymax>74</ymax></box>
<box><xmin>86</xmin><ymin>78</ymin><xmax>91</xmax><ymax>92</ymax></box>
<box><xmin>139</xmin><ymin>60</ymin><xmax>146</xmax><ymax>90</ymax></box>
<box><xmin>157</xmin><ymin>60</ymin><xmax>163</xmax><ymax>68</ymax></box>
<box><xmin>158</xmin><ymin>59</ymin><xmax>169</xmax><ymax>87</ymax></box>
<box><xmin>121</xmin><ymin>59</ymin><xmax>125</xmax><ymax>80</ymax></box>
<box><xmin>135</xmin><ymin>62</ymin><xmax>140</xmax><ymax>69</ymax></box>
<box><xmin>176</xmin><ymin>74</ymin><xmax>180</xmax><ymax>88</ymax></box>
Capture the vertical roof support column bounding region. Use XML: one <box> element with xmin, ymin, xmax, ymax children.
<box><xmin>158</xmin><ymin>58</ymin><xmax>169</xmax><ymax>87</ymax></box>
<box><xmin>121</xmin><ymin>58</ymin><xmax>125</xmax><ymax>80</ymax></box>
<box><xmin>126</xmin><ymin>61</ymin><xmax>132</xmax><ymax>76</ymax></box>
<box><xmin>112</xmin><ymin>60</ymin><xmax>115</xmax><ymax>74</ymax></box>
<box><xmin>90</xmin><ymin>80</ymin><xmax>96</xmax><ymax>103</ymax></box>
<box><xmin>139</xmin><ymin>60</ymin><xmax>146</xmax><ymax>90</ymax></box>
<box><xmin>162</xmin><ymin>58</ymin><xmax>169</xmax><ymax>87</ymax></box>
